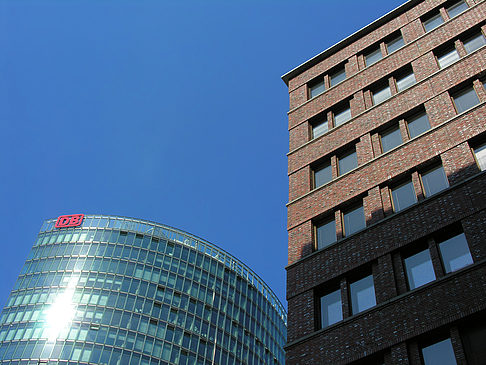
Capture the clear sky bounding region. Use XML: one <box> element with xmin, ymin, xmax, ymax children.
<box><xmin>0</xmin><ymin>0</ymin><xmax>405</xmax><ymax>310</ymax></box>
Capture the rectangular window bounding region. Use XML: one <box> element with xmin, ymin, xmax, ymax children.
<box><xmin>461</xmin><ymin>322</ymin><xmax>486</xmax><ymax>365</ymax></box>
<box><xmin>407</xmin><ymin>112</ymin><xmax>430</xmax><ymax>139</ymax></box>
<box><xmin>312</xmin><ymin>118</ymin><xmax>328</xmax><ymax>139</ymax></box>
<box><xmin>316</xmin><ymin>218</ymin><xmax>336</xmax><ymax>250</ymax></box>
<box><xmin>436</xmin><ymin>46</ymin><xmax>460</xmax><ymax>68</ymax></box>
<box><xmin>404</xmin><ymin>249</ymin><xmax>436</xmax><ymax>289</ymax></box>
<box><xmin>338</xmin><ymin>148</ymin><xmax>358</xmax><ymax>176</ymax></box>
<box><xmin>333</xmin><ymin>105</ymin><xmax>352</xmax><ymax>127</ymax></box>
<box><xmin>386</xmin><ymin>34</ymin><xmax>405</xmax><ymax>54</ymax></box>
<box><xmin>473</xmin><ymin>142</ymin><xmax>486</xmax><ymax>171</ymax></box>
<box><xmin>438</xmin><ymin>232</ymin><xmax>473</xmax><ymax>273</ymax></box>
<box><xmin>320</xmin><ymin>289</ymin><xmax>342</xmax><ymax>328</ymax></box>
<box><xmin>372</xmin><ymin>84</ymin><xmax>392</xmax><ymax>105</ymax></box>
<box><xmin>314</xmin><ymin>162</ymin><xmax>332</xmax><ymax>188</ymax></box>
<box><xmin>309</xmin><ymin>79</ymin><xmax>325</xmax><ymax>99</ymax></box>
<box><xmin>329</xmin><ymin>68</ymin><xmax>346</xmax><ymax>87</ymax></box>
<box><xmin>343</xmin><ymin>204</ymin><xmax>365</xmax><ymax>236</ymax></box>
<box><xmin>349</xmin><ymin>275</ymin><xmax>376</xmax><ymax>314</ymax></box>
<box><xmin>391</xmin><ymin>180</ymin><xmax>417</xmax><ymax>212</ymax></box>
<box><xmin>463</xmin><ymin>32</ymin><xmax>486</xmax><ymax>54</ymax></box>
<box><xmin>421</xmin><ymin>165</ymin><xmax>449</xmax><ymax>197</ymax></box>
<box><xmin>421</xmin><ymin>338</ymin><xmax>457</xmax><ymax>365</ymax></box>
<box><xmin>446</xmin><ymin>0</ymin><xmax>468</xmax><ymax>18</ymax></box>
<box><xmin>380</xmin><ymin>125</ymin><xmax>403</xmax><ymax>153</ymax></box>
<box><xmin>423</xmin><ymin>13</ymin><xmax>444</xmax><ymax>32</ymax></box>
<box><xmin>365</xmin><ymin>48</ymin><xmax>382</xmax><ymax>67</ymax></box>
<box><xmin>396</xmin><ymin>71</ymin><xmax>416</xmax><ymax>92</ymax></box>
<box><xmin>452</xmin><ymin>86</ymin><xmax>479</xmax><ymax>113</ymax></box>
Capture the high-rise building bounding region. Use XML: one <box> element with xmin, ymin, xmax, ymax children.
<box><xmin>0</xmin><ymin>214</ymin><xmax>286</xmax><ymax>365</ymax></box>
<box><xmin>282</xmin><ymin>0</ymin><xmax>485</xmax><ymax>363</ymax></box>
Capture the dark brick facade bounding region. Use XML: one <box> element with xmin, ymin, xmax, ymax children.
<box><xmin>283</xmin><ymin>0</ymin><xmax>486</xmax><ymax>363</ymax></box>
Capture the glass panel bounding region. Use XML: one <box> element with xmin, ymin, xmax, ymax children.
<box><xmin>338</xmin><ymin>149</ymin><xmax>357</xmax><ymax>175</ymax></box>
<box><xmin>421</xmin><ymin>338</ymin><xmax>457</xmax><ymax>365</ymax></box>
<box><xmin>316</xmin><ymin>219</ymin><xmax>336</xmax><ymax>250</ymax></box>
<box><xmin>334</xmin><ymin>107</ymin><xmax>352</xmax><ymax>126</ymax></box>
<box><xmin>320</xmin><ymin>289</ymin><xmax>342</xmax><ymax>328</ymax></box>
<box><xmin>314</xmin><ymin>163</ymin><xmax>332</xmax><ymax>188</ymax></box>
<box><xmin>391</xmin><ymin>180</ymin><xmax>417</xmax><ymax>212</ymax></box>
<box><xmin>309</xmin><ymin>80</ymin><xmax>325</xmax><ymax>98</ymax></box>
<box><xmin>330</xmin><ymin>68</ymin><xmax>346</xmax><ymax>87</ymax></box>
<box><xmin>453</xmin><ymin>87</ymin><xmax>479</xmax><ymax>113</ymax></box>
<box><xmin>438</xmin><ymin>233</ymin><xmax>473</xmax><ymax>273</ymax></box>
<box><xmin>407</xmin><ymin>112</ymin><xmax>430</xmax><ymax>139</ymax></box>
<box><xmin>446</xmin><ymin>0</ymin><xmax>468</xmax><ymax>18</ymax></box>
<box><xmin>421</xmin><ymin>165</ymin><xmax>449</xmax><ymax>197</ymax></box>
<box><xmin>350</xmin><ymin>275</ymin><xmax>376</xmax><ymax>314</ymax></box>
<box><xmin>387</xmin><ymin>34</ymin><xmax>405</xmax><ymax>53</ymax></box>
<box><xmin>437</xmin><ymin>47</ymin><xmax>460</xmax><ymax>68</ymax></box>
<box><xmin>312</xmin><ymin>119</ymin><xmax>328</xmax><ymax>139</ymax></box>
<box><xmin>463</xmin><ymin>32</ymin><xmax>486</xmax><ymax>54</ymax></box>
<box><xmin>381</xmin><ymin>126</ymin><xmax>403</xmax><ymax>153</ymax></box>
<box><xmin>404</xmin><ymin>249</ymin><xmax>436</xmax><ymax>289</ymax></box>
<box><xmin>423</xmin><ymin>13</ymin><xmax>444</xmax><ymax>32</ymax></box>
<box><xmin>372</xmin><ymin>85</ymin><xmax>391</xmax><ymax>105</ymax></box>
<box><xmin>343</xmin><ymin>205</ymin><xmax>365</xmax><ymax>236</ymax></box>
<box><xmin>474</xmin><ymin>143</ymin><xmax>486</xmax><ymax>171</ymax></box>
<box><xmin>396</xmin><ymin>72</ymin><xmax>416</xmax><ymax>91</ymax></box>
<box><xmin>365</xmin><ymin>48</ymin><xmax>382</xmax><ymax>66</ymax></box>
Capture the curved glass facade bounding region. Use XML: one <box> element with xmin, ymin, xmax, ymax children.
<box><xmin>0</xmin><ymin>215</ymin><xmax>286</xmax><ymax>365</ymax></box>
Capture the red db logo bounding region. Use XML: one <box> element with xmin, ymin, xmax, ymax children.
<box><xmin>55</xmin><ymin>214</ymin><xmax>84</xmax><ymax>228</ymax></box>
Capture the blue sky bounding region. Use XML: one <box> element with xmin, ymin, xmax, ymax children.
<box><xmin>0</xmin><ymin>0</ymin><xmax>405</xmax><ymax>309</ymax></box>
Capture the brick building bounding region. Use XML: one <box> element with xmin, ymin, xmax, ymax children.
<box><xmin>282</xmin><ymin>0</ymin><xmax>486</xmax><ymax>363</ymax></box>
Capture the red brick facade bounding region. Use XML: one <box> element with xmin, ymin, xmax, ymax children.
<box><xmin>284</xmin><ymin>0</ymin><xmax>486</xmax><ymax>363</ymax></box>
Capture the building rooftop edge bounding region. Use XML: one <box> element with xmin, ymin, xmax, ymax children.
<box><xmin>281</xmin><ymin>0</ymin><xmax>420</xmax><ymax>86</ymax></box>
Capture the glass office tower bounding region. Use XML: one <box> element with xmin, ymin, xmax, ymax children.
<box><xmin>0</xmin><ymin>215</ymin><xmax>286</xmax><ymax>365</ymax></box>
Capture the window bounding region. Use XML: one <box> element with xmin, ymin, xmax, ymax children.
<box><xmin>343</xmin><ymin>204</ymin><xmax>365</xmax><ymax>236</ymax></box>
<box><xmin>312</xmin><ymin>118</ymin><xmax>328</xmax><ymax>139</ymax></box>
<box><xmin>391</xmin><ymin>180</ymin><xmax>417</xmax><ymax>212</ymax></box>
<box><xmin>463</xmin><ymin>32</ymin><xmax>486</xmax><ymax>54</ymax></box>
<box><xmin>309</xmin><ymin>79</ymin><xmax>325</xmax><ymax>99</ymax></box>
<box><xmin>406</xmin><ymin>112</ymin><xmax>430</xmax><ymax>139</ymax></box>
<box><xmin>319</xmin><ymin>289</ymin><xmax>342</xmax><ymax>328</ymax></box>
<box><xmin>349</xmin><ymin>274</ymin><xmax>376</xmax><ymax>314</ymax></box>
<box><xmin>422</xmin><ymin>12</ymin><xmax>444</xmax><ymax>32</ymax></box>
<box><xmin>421</xmin><ymin>338</ymin><xmax>457</xmax><ymax>365</ymax></box>
<box><xmin>446</xmin><ymin>0</ymin><xmax>468</xmax><ymax>18</ymax></box>
<box><xmin>372</xmin><ymin>84</ymin><xmax>391</xmax><ymax>105</ymax></box>
<box><xmin>386</xmin><ymin>33</ymin><xmax>405</xmax><ymax>54</ymax></box>
<box><xmin>461</xmin><ymin>321</ymin><xmax>486</xmax><ymax>365</ymax></box>
<box><xmin>315</xmin><ymin>218</ymin><xmax>336</xmax><ymax>250</ymax></box>
<box><xmin>380</xmin><ymin>125</ymin><xmax>403</xmax><ymax>153</ymax></box>
<box><xmin>396</xmin><ymin>71</ymin><xmax>416</xmax><ymax>92</ymax></box>
<box><xmin>338</xmin><ymin>148</ymin><xmax>358</xmax><ymax>175</ymax></box>
<box><xmin>473</xmin><ymin>142</ymin><xmax>486</xmax><ymax>170</ymax></box>
<box><xmin>436</xmin><ymin>46</ymin><xmax>460</xmax><ymax>68</ymax></box>
<box><xmin>333</xmin><ymin>104</ymin><xmax>352</xmax><ymax>127</ymax></box>
<box><xmin>421</xmin><ymin>165</ymin><xmax>449</xmax><ymax>197</ymax></box>
<box><xmin>314</xmin><ymin>161</ymin><xmax>332</xmax><ymax>188</ymax></box>
<box><xmin>404</xmin><ymin>249</ymin><xmax>436</xmax><ymax>289</ymax></box>
<box><xmin>329</xmin><ymin>67</ymin><xmax>346</xmax><ymax>87</ymax></box>
<box><xmin>365</xmin><ymin>47</ymin><xmax>382</xmax><ymax>67</ymax></box>
<box><xmin>452</xmin><ymin>86</ymin><xmax>479</xmax><ymax>113</ymax></box>
<box><xmin>438</xmin><ymin>232</ymin><xmax>473</xmax><ymax>273</ymax></box>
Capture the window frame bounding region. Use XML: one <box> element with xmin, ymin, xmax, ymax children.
<box><xmin>390</xmin><ymin>179</ymin><xmax>417</xmax><ymax>212</ymax></box>
<box><xmin>385</xmin><ymin>32</ymin><xmax>405</xmax><ymax>54</ymax></box>
<box><xmin>446</xmin><ymin>0</ymin><xmax>468</xmax><ymax>19</ymax></box>
<box><xmin>422</xmin><ymin>11</ymin><xmax>444</xmax><ymax>33</ymax></box>
<box><xmin>403</xmin><ymin>246</ymin><xmax>436</xmax><ymax>290</ymax></box>
<box><xmin>406</xmin><ymin>111</ymin><xmax>431</xmax><ymax>139</ymax></box>
<box><xmin>451</xmin><ymin>85</ymin><xmax>480</xmax><ymax>114</ymax></box>
<box><xmin>337</xmin><ymin>147</ymin><xmax>358</xmax><ymax>176</ymax></box>
<box><xmin>313</xmin><ymin>160</ymin><xmax>333</xmax><ymax>189</ymax></box>
<box><xmin>419</xmin><ymin>164</ymin><xmax>449</xmax><ymax>198</ymax></box>
<box><xmin>364</xmin><ymin>47</ymin><xmax>383</xmax><ymax>67</ymax></box>
<box><xmin>314</xmin><ymin>217</ymin><xmax>337</xmax><ymax>251</ymax></box>
<box><xmin>308</xmin><ymin>78</ymin><xmax>326</xmax><ymax>99</ymax></box>
<box><xmin>380</xmin><ymin>124</ymin><xmax>403</xmax><ymax>153</ymax></box>
<box><xmin>349</xmin><ymin>273</ymin><xmax>376</xmax><ymax>315</ymax></box>
<box><xmin>472</xmin><ymin>141</ymin><xmax>486</xmax><ymax>171</ymax></box>
<box><xmin>318</xmin><ymin>287</ymin><xmax>343</xmax><ymax>329</ymax></box>
<box><xmin>342</xmin><ymin>203</ymin><xmax>366</xmax><ymax>237</ymax></box>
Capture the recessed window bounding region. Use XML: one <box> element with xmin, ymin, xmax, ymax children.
<box><xmin>380</xmin><ymin>125</ymin><xmax>403</xmax><ymax>153</ymax></box>
<box><xmin>386</xmin><ymin>34</ymin><xmax>405</xmax><ymax>54</ymax></box>
<box><xmin>407</xmin><ymin>112</ymin><xmax>430</xmax><ymax>139</ymax></box>
<box><xmin>422</xmin><ymin>13</ymin><xmax>444</xmax><ymax>33</ymax></box>
<box><xmin>329</xmin><ymin>67</ymin><xmax>346</xmax><ymax>87</ymax></box>
<box><xmin>404</xmin><ymin>249</ymin><xmax>436</xmax><ymax>289</ymax></box>
<box><xmin>333</xmin><ymin>105</ymin><xmax>352</xmax><ymax>127</ymax></box>
<box><xmin>421</xmin><ymin>338</ymin><xmax>457</xmax><ymax>365</ymax></box>
<box><xmin>461</xmin><ymin>321</ymin><xmax>486</xmax><ymax>365</ymax></box>
<box><xmin>391</xmin><ymin>180</ymin><xmax>417</xmax><ymax>212</ymax></box>
<box><xmin>319</xmin><ymin>289</ymin><xmax>342</xmax><ymax>328</ymax></box>
<box><xmin>338</xmin><ymin>148</ymin><xmax>358</xmax><ymax>176</ymax></box>
<box><xmin>421</xmin><ymin>165</ymin><xmax>449</xmax><ymax>197</ymax></box>
<box><xmin>312</xmin><ymin>118</ymin><xmax>328</xmax><ymax>139</ymax></box>
<box><xmin>396</xmin><ymin>71</ymin><xmax>416</xmax><ymax>92</ymax></box>
<box><xmin>438</xmin><ymin>232</ymin><xmax>473</xmax><ymax>273</ymax></box>
<box><xmin>473</xmin><ymin>142</ymin><xmax>486</xmax><ymax>171</ymax></box>
<box><xmin>452</xmin><ymin>86</ymin><xmax>479</xmax><ymax>113</ymax></box>
<box><xmin>343</xmin><ymin>204</ymin><xmax>365</xmax><ymax>236</ymax></box>
<box><xmin>365</xmin><ymin>47</ymin><xmax>382</xmax><ymax>67</ymax></box>
<box><xmin>309</xmin><ymin>79</ymin><xmax>325</xmax><ymax>99</ymax></box>
<box><xmin>446</xmin><ymin>0</ymin><xmax>468</xmax><ymax>18</ymax></box>
<box><xmin>315</xmin><ymin>218</ymin><xmax>336</xmax><ymax>250</ymax></box>
<box><xmin>314</xmin><ymin>162</ymin><xmax>332</xmax><ymax>188</ymax></box>
<box><xmin>349</xmin><ymin>274</ymin><xmax>376</xmax><ymax>314</ymax></box>
<box><xmin>463</xmin><ymin>32</ymin><xmax>486</xmax><ymax>54</ymax></box>
<box><xmin>372</xmin><ymin>84</ymin><xmax>392</xmax><ymax>105</ymax></box>
<box><xmin>436</xmin><ymin>46</ymin><xmax>460</xmax><ymax>68</ymax></box>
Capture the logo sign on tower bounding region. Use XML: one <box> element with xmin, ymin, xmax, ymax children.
<box><xmin>55</xmin><ymin>214</ymin><xmax>84</xmax><ymax>228</ymax></box>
